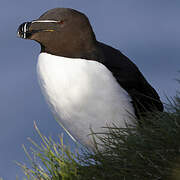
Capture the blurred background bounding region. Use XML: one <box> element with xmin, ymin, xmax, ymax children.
<box><xmin>0</xmin><ymin>0</ymin><xmax>180</xmax><ymax>179</ymax></box>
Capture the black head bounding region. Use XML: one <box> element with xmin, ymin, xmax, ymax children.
<box><xmin>17</xmin><ymin>8</ymin><xmax>99</xmax><ymax>58</ymax></box>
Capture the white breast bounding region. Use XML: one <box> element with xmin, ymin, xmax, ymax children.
<box><xmin>37</xmin><ymin>52</ymin><xmax>135</xmax><ymax>150</ymax></box>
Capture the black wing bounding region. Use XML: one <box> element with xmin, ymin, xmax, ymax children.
<box><xmin>98</xmin><ymin>42</ymin><xmax>163</xmax><ymax>117</ymax></box>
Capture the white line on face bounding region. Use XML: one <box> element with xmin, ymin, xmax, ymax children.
<box><xmin>31</xmin><ymin>20</ymin><xmax>59</xmax><ymax>24</ymax></box>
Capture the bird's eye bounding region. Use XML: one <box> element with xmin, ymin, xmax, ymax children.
<box><xmin>58</xmin><ymin>20</ymin><xmax>65</xmax><ymax>25</ymax></box>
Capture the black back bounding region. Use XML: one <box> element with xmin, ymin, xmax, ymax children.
<box><xmin>98</xmin><ymin>42</ymin><xmax>163</xmax><ymax>118</ymax></box>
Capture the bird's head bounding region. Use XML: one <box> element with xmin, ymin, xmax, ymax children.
<box><xmin>17</xmin><ymin>8</ymin><xmax>97</xmax><ymax>58</ymax></box>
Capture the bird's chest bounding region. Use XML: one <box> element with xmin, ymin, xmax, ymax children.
<box><xmin>37</xmin><ymin>53</ymin><xmax>120</xmax><ymax>119</ymax></box>
<box><xmin>37</xmin><ymin>53</ymin><xmax>134</xmax><ymax>132</ymax></box>
<box><xmin>37</xmin><ymin>54</ymin><xmax>92</xmax><ymax>114</ymax></box>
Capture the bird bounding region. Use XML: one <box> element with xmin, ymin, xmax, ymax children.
<box><xmin>17</xmin><ymin>8</ymin><xmax>163</xmax><ymax>150</ymax></box>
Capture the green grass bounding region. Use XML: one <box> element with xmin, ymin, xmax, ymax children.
<box><xmin>17</xmin><ymin>123</ymin><xmax>80</xmax><ymax>180</ymax></box>
<box><xmin>17</xmin><ymin>95</ymin><xmax>180</xmax><ymax>180</ymax></box>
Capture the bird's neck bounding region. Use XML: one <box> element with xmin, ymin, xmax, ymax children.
<box><xmin>40</xmin><ymin>41</ymin><xmax>104</xmax><ymax>61</ymax></box>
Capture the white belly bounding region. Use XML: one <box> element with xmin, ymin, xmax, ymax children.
<box><xmin>37</xmin><ymin>52</ymin><xmax>135</xmax><ymax>150</ymax></box>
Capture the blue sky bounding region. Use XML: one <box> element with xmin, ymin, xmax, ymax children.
<box><xmin>0</xmin><ymin>0</ymin><xmax>180</xmax><ymax>179</ymax></box>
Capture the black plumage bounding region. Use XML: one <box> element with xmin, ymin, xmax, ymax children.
<box><xmin>97</xmin><ymin>42</ymin><xmax>163</xmax><ymax>117</ymax></box>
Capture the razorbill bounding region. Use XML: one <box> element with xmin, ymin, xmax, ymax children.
<box><xmin>17</xmin><ymin>8</ymin><xmax>163</xmax><ymax>150</ymax></box>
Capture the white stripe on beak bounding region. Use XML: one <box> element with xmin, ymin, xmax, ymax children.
<box><xmin>23</xmin><ymin>22</ymin><xmax>27</xmax><ymax>39</ymax></box>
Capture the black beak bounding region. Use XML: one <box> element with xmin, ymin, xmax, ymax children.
<box><xmin>17</xmin><ymin>22</ymin><xmax>32</xmax><ymax>39</ymax></box>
